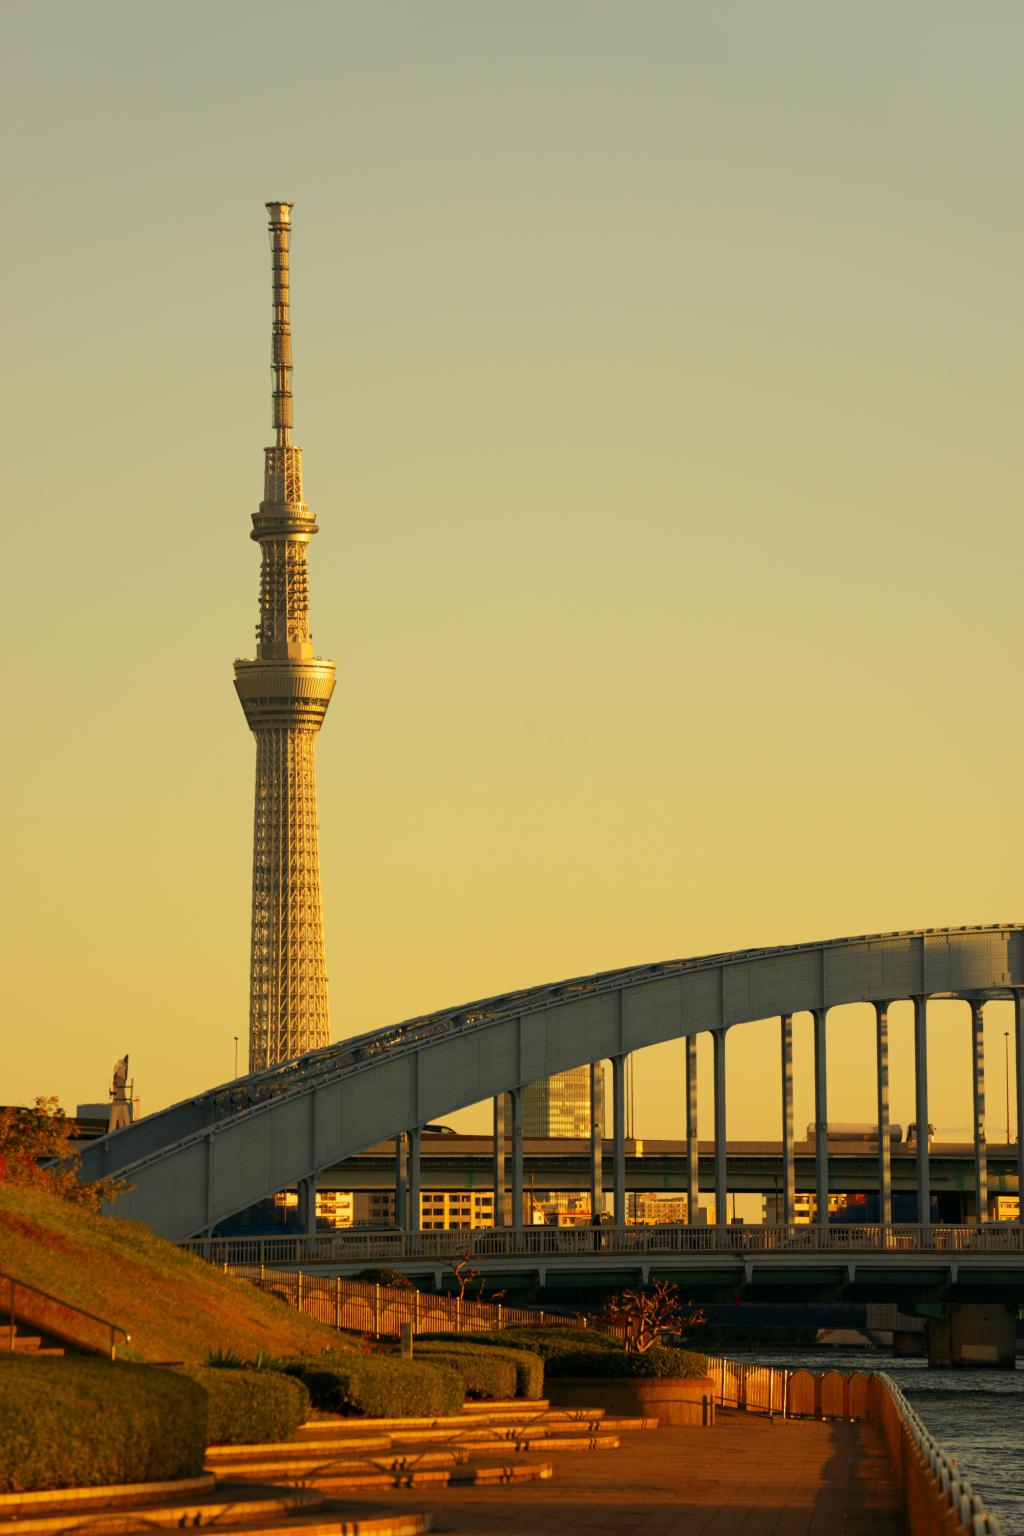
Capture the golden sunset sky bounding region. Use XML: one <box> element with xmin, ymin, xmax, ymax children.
<box><xmin>2</xmin><ymin>3</ymin><xmax>1022</xmax><ymax>1148</ymax></box>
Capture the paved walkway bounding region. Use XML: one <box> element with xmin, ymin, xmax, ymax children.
<box><xmin>328</xmin><ymin>1410</ymin><xmax>907</xmax><ymax>1536</ymax></box>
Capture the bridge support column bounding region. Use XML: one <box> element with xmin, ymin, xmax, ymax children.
<box><xmin>713</xmin><ymin>1030</ymin><xmax>727</xmax><ymax>1227</ymax></box>
<box><xmin>492</xmin><ymin>1095</ymin><xmax>506</xmax><ymax>1228</ymax></box>
<box><xmin>875</xmin><ymin>1002</ymin><xmax>892</xmax><ymax>1228</ymax></box>
<box><xmin>685</xmin><ymin>1034</ymin><xmax>698</xmax><ymax>1223</ymax></box>
<box><xmin>589</xmin><ymin>1063</ymin><xmax>604</xmax><ymax>1220</ymax></box>
<box><xmin>408</xmin><ymin>1127</ymin><xmax>421</xmax><ymax>1232</ymax></box>
<box><xmin>297</xmin><ymin>1174</ymin><xmax>318</xmax><ymax>1236</ymax></box>
<box><xmin>1016</xmin><ymin>994</ymin><xmax>1024</xmax><ymax>1229</ymax></box>
<box><xmin>914</xmin><ymin>996</ymin><xmax>930</xmax><ymax>1225</ymax></box>
<box><xmin>971</xmin><ymin>999</ymin><xmax>988</xmax><ymax>1222</ymax></box>
<box><xmin>509</xmin><ymin>1087</ymin><xmax>524</xmax><ymax>1228</ymax></box>
<box><xmin>612</xmin><ymin>1055</ymin><xmax>627</xmax><ymax>1227</ymax></box>
<box><xmin>394</xmin><ymin>1134</ymin><xmax>408</xmax><ymax>1229</ymax></box>
<box><xmin>813</xmin><ymin>1008</ymin><xmax>828</xmax><ymax>1228</ymax></box>
<box><xmin>780</xmin><ymin>1014</ymin><xmax>795</xmax><ymax>1226</ymax></box>
<box><xmin>925</xmin><ymin>1304</ymin><xmax>1016</xmax><ymax>1369</ymax></box>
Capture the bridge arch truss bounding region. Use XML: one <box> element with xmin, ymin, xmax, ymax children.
<box><xmin>81</xmin><ymin>925</ymin><xmax>1024</xmax><ymax>1242</ymax></box>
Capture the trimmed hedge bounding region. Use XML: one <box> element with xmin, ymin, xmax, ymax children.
<box><xmin>280</xmin><ymin>1355</ymin><xmax>463</xmax><ymax>1418</ymax></box>
<box><xmin>428</xmin><ymin>1326</ymin><xmax>617</xmax><ymax>1361</ymax></box>
<box><xmin>416</xmin><ymin>1337</ymin><xmax>544</xmax><ymax>1399</ymax></box>
<box><xmin>178</xmin><ymin>1366</ymin><xmax>310</xmax><ymax>1445</ymax></box>
<box><xmin>545</xmin><ymin>1345</ymin><xmax>708</xmax><ymax>1379</ymax></box>
<box><xmin>413</xmin><ymin>1344</ymin><xmax>516</xmax><ymax>1401</ymax></box>
<box><xmin>0</xmin><ymin>1357</ymin><xmax>206</xmax><ymax>1493</ymax></box>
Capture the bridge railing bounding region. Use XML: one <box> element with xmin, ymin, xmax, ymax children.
<box><xmin>182</xmin><ymin>1222</ymin><xmax>1024</xmax><ymax>1268</ymax></box>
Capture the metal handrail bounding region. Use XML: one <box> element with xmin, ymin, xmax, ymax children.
<box><xmin>2</xmin><ymin>1268</ymin><xmax>129</xmax><ymax>1361</ymax></box>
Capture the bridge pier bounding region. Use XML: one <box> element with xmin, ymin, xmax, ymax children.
<box><xmin>714</xmin><ymin>1029</ymin><xmax>727</xmax><ymax>1227</ymax></box>
<box><xmin>612</xmin><ymin>1055</ymin><xmax>627</xmax><ymax>1227</ymax></box>
<box><xmin>875</xmin><ymin>1002</ymin><xmax>892</xmax><ymax>1227</ymax></box>
<box><xmin>509</xmin><ymin>1087</ymin><xmax>524</xmax><ymax>1227</ymax></box>
<box><xmin>813</xmin><ymin>1008</ymin><xmax>828</xmax><ymax>1228</ymax></box>
<box><xmin>408</xmin><ymin>1126</ymin><xmax>421</xmax><ymax>1232</ymax></box>
<box><xmin>925</xmin><ymin>1304</ymin><xmax>1016</xmax><ymax>1369</ymax></box>
<box><xmin>394</xmin><ymin>1134</ymin><xmax>407</xmax><ymax>1229</ymax></box>
<box><xmin>1016</xmin><ymin>993</ymin><xmax>1024</xmax><ymax>1229</ymax></box>
<box><xmin>589</xmin><ymin>1063</ymin><xmax>604</xmax><ymax>1220</ymax></box>
<box><xmin>685</xmin><ymin>1034</ymin><xmax>698</xmax><ymax>1223</ymax></box>
<box><xmin>780</xmin><ymin>1014</ymin><xmax>795</xmax><ymax>1225</ymax></box>
<box><xmin>913</xmin><ymin>996</ymin><xmax>930</xmax><ymax>1225</ymax></box>
<box><xmin>971</xmin><ymin>1000</ymin><xmax>988</xmax><ymax>1222</ymax></box>
<box><xmin>297</xmin><ymin>1173</ymin><xmax>317</xmax><ymax>1236</ymax></box>
<box><xmin>492</xmin><ymin>1095</ymin><xmax>506</xmax><ymax>1227</ymax></box>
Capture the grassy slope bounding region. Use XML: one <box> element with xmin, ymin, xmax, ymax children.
<box><xmin>0</xmin><ymin>1184</ymin><xmax>352</xmax><ymax>1363</ymax></box>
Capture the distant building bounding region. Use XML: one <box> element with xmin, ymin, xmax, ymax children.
<box><xmin>762</xmin><ymin>1191</ymin><xmax>844</xmax><ymax>1225</ymax></box>
<box><xmin>350</xmin><ymin>1190</ymin><xmax>495</xmax><ymax>1230</ymax></box>
<box><xmin>274</xmin><ymin>1189</ymin><xmax>353</xmax><ymax>1229</ymax></box>
<box><xmin>521</xmin><ymin>1069</ymin><xmax>595</xmax><ymax>1138</ymax></box>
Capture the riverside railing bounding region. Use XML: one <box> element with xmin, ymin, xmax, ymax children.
<box><xmin>182</xmin><ymin>1222</ymin><xmax>1024</xmax><ymax>1268</ymax></box>
<box><xmin>705</xmin><ymin>1355</ymin><xmax>1003</xmax><ymax>1536</ymax></box>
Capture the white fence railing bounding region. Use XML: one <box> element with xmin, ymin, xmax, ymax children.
<box><xmin>183</xmin><ymin>1222</ymin><xmax>1024</xmax><ymax>1268</ymax></box>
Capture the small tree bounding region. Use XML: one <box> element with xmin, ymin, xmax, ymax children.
<box><xmin>449</xmin><ymin>1247</ymin><xmax>483</xmax><ymax>1302</ymax></box>
<box><xmin>0</xmin><ymin>1096</ymin><xmax>127</xmax><ymax>1211</ymax></box>
<box><xmin>601</xmin><ymin>1279</ymin><xmax>705</xmax><ymax>1352</ymax></box>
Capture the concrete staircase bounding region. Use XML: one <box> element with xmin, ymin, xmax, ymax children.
<box><xmin>0</xmin><ymin>1324</ymin><xmax>63</xmax><ymax>1357</ymax></box>
<box><xmin>0</xmin><ymin>1400</ymin><xmax>660</xmax><ymax>1536</ymax></box>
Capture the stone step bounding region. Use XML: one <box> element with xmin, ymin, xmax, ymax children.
<box><xmin>210</xmin><ymin>1516</ymin><xmax>432</xmax><ymax>1536</ymax></box>
<box><xmin>0</xmin><ymin>1483</ymin><xmax>322</xmax><ymax>1535</ymax></box>
<box><xmin>211</xmin><ymin>1450</ymin><xmax>469</xmax><ymax>1478</ymax></box>
<box><xmin>310</xmin><ymin>1459</ymin><xmax>554</xmax><ymax>1491</ymax></box>
<box><xmin>209</xmin><ymin>1434</ymin><xmax>393</xmax><ymax>1459</ymax></box>
<box><xmin>387</xmin><ymin>1426</ymin><xmax>620</xmax><ymax>1451</ymax></box>
<box><xmin>0</xmin><ymin>1474</ymin><xmax>217</xmax><ymax>1520</ymax></box>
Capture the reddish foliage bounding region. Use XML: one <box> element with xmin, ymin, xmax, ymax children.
<box><xmin>0</xmin><ymin>1098</ymin><xmax>128</xmax><ymax>1212</ymax></box>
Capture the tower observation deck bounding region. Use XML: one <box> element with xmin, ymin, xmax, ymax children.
<box><xmin>234</xmin><ymin>202</ymin><xmax>335</xmax><ymax>1073</ymax></box>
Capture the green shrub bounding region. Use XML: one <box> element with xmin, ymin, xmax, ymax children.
<box><xmin>414</xmin><ymin>1344</ymin><xmax>516</xmax><ymax>1400</ymax></box>
<box><xmin>416</xmin><ymin>1338</ymin><xmax>544</xmax><ymax>1399</ymax></box>
<box><xmin>353</xmin><ymin>1268</ymin><xmax>413</xmax><ymax>1289</ymax></box>
<box><xmin>280</xmin><ymin>1355</ymin><xmax>463</xmax><ymax>1418</ymax></box>
<box><xmin>545</xmin><ymin>1345</ymin><xmax>708</xmax><ymax>1379</ymax></box>
<box><xmin>430</xmin><ymin>1326</ymin><xmax>618</xmax><ymax>1361</ymax></box>
<box><xmin>0</xmin><ymin>1357</ymin><xmax>206</xmax><ymax>1493</ymax></box>
<box><xmin>177</xmin><ymin>1366</ymin><xmax>309</xmax><ymax>1445</ymax></box>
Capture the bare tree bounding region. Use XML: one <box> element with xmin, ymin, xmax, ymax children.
<box><xmin>601</xmin><ymin>1279</ymin><xmax>705</xmax><ymax>1352</ymax></box>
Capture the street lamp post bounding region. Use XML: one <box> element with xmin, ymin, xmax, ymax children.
<box><xmin>1005</xmin><ymin>1031</ymin><xmax>1011</xmax><ymax>1147</ymax></box>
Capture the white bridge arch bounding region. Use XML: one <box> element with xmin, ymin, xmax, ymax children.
<box><xmin>81</xmin><ymin>925</ymin><xmax>1024</xmax><ymax>1242</ymax></box>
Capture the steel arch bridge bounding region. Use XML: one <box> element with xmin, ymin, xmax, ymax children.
<box><xmin>80</xmin><ymin>925</ymin><xmax>1024</xmax><ymax>1243</ymax></box>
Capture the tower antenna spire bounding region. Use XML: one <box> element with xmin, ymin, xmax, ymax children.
<box><xmin>267</xmin><ymin>201</ymin><xmax>294</xmax><ymax>448</ymax></box>
<box><xmin>235</xmin><ymin>202</ymin><xmax>337</xmax><ymax>1074</ymax></box>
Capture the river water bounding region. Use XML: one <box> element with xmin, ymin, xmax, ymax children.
<box><xmin>741</xmin><ymin>1349</ymin><xmax>1024</xmax><ymax>1534</ymax></box>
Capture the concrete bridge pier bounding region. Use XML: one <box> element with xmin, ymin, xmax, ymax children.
<box><xmin>589</xmin><ymin>1062</ymin><xmax>604</xmax><ymax>1219</ymax></box>
<box><xmin>297</xmin><ymin>1173</ymin><xmax>317</xmax><ymax>1235</ymax></box>
<box><xmin>492</xmin><ymin>1095</ymin><xmax>506</xmax><ymax>1227</ymax></box>
<box><xmin>684</xmin><ymin>1034</ymin><xmax>698</xmax><ymax>1223</ymax></box>
<box><xmin>925</xmin><ymin>1304</ymin><xmax>1017</xmax><ymax>1369</ymax></box>
<box><xmin>971</xmin><ymin>999</ymin><xmax>988</xmax><ymax>1221</ymax></box>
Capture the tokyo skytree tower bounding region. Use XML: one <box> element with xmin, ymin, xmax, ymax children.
<box><xmin>234</xmin><ymin>203</ymin><xmax>335</xmax><ymax>1072</ymax></box>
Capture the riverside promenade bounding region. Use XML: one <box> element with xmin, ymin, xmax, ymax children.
<box><xmin>330</xmin><ymin>1411</ymin><xmax>906</xmax><ymax>1536</ymax></box>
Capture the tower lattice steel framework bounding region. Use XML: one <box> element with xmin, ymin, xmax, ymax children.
<box><xmin>235</xmin><ymin>202</ymin><xmax>335</xmax><ymax>1073</ymax></box>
